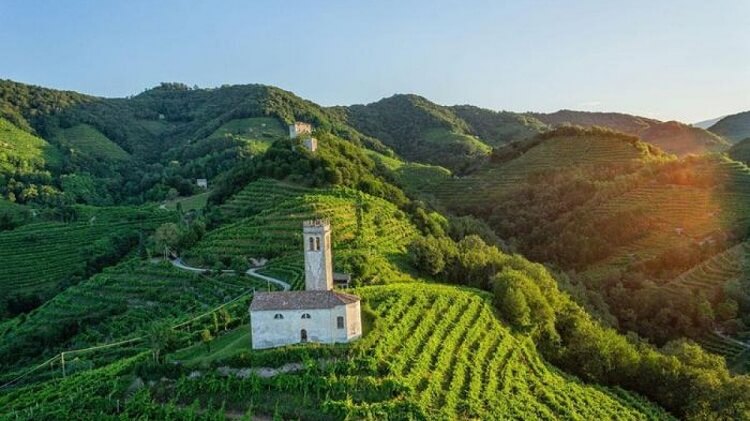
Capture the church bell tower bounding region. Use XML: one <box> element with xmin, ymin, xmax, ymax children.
<box><xmin>303</xmin><ymin>220</ymin><xmax>333</xmax><ymax>291</ymax></box>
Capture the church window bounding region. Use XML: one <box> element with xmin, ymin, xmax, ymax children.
<box><xmin>302</xmin><ymin>313</ymin><xmax>311</xmax><ymax>319</ymax></box>
<box><xmin>309</xmin><ymin>237</ymin><xmax>314</xmax><ymax>251</ymax></box>
<box><xmin>315</xmin><ymin>237</ymin><xmax>321</xmax><ymax>251</ymax></box>
<box><xmin>274</xmin><ymin>314</ymin><xmax>284</xmax><ymax>320</ymax></box>
<box><xmin>337</xmin><ymin>316</ymin><xmax>344</xmax><ymax>329</ymax></box>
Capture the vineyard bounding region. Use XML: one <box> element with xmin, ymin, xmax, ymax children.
<box><xmin>0</xmin><ymin>117</ymin><xmax>62</xmax><ymax>173</ymax></box>
<box><xmin>0</xmin><ymin>259</ymin><xmax>271</xmax><ymax>383</ymax></box>
<box><xmin>366</xmin><ymin>151</ymin><xmax>452</xmax><ymax>196</ymax></box>
<box><xmin>0</xmin><ymin>283</ymin><xmax>674</xmax><ymax>419</ymax></box>
<box><xmin>427</xmin><ymin>133</ymin><xmax>656</xmax><ymax>209</ymax></box>
<box><xmin>50</xmin><ymin>124</ymin><xmax>131</xmax><ymax>161</ymax></box>
<box><xmin>206</xmin><ymin>116</ymin><xmax>284</xmax><ymax>155</ymax></box>
<box><xmin>0</xmin><ymin>205</ymin><xmax>172</xmax><ymax>299</ymax></box>
<box><xmin>190</xmin><ymin>180</ymin><xmax>419</xmax><ymax>285</ymax></box>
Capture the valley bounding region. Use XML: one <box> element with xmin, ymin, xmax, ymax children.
<box><xmin>1</xmin><ymin>79</ymin><xmax>749</xmax><ymax>420</ymax></box>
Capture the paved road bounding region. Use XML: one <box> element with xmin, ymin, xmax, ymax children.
<box><xmin>170</xmin><ymin>258</ymin><xmax>291</xmax><ymax>291</ymax></box>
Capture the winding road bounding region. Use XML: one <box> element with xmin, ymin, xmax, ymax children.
<box><xmin>170</xmin><ymin>258</ymin><xmax>291</xmax><ymax>291</ymax></box>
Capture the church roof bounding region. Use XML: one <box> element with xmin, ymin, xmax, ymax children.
<box><xmin>250</xmin><ymin>290</ymin><xmax>360</xmax><ymax>311</ymax></box>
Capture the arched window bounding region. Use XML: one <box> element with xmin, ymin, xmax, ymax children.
<box><xmin>300</xmin><ymin>329</ymin><xmax>308</xmax><ymax>342</ymax></box>
<box><xmin>301</xmin><ymin>313</ymin><xmax>311</xmax><ymax>319</ymax></box>
<box><xmin>315</xmin><ymin>237</ymin><xmax>321</xmax><ymax>251</ymax></box>
<box><xmin>308</xmin><ymin>237</ymin><xmax>315</xmax><ymax>251</ymax></box>
<box><xmin>274</xmin><ymin>313</ymin><xmax>284</xmax><ymax>320</ymax></box>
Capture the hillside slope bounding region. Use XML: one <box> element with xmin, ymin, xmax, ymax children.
<box><xmin>449</xmin><ymin>104</ymin><xmax>547</xmax><ymax>146</ymax></box>
<box><xmin>710</xmin><ymin>110</ymin><xmax>750</xmax><ymax>143</ymax></box>
<box><xmin>730</xmin><ymin>138</ymin><xmax>750</xmax><ymax>164</ymax></box>
<box><xmin>340</xmin><ymin>94</ymin><xmax>492</xmax><ymax>173</ymax></box>
<box><xmin>532</xmin><ymin>109</ymin><xmax>728</xmax><ymax>155</ymax></box>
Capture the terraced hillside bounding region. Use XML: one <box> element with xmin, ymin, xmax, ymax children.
<box><xmin>0</xmin><ymin>283</ymin><xmax>672</xmax><ymax>419</ymax></box>
<box><xmin>366</xmin><ymin>151</ymin><xmax>452</xmax><ymax>196</ymax></box>
<box><xmin>429</xmin><ymin>130</ymin><xmax>661</xmax><ymax>210</ymax></box>
<box><xmin>0</xmin><ymin>206</ymin><xmax>172</xmax><ymax>301</ymax></box>
<box><xmin>0</xmin><ymin>259</ymin><xmax>270</xmax><ymax>379</ymax></box>
<box><xmin>51</xmin><ymin>123</ymin><xmax>131</xmax><ymax>161</ymax></box>
<box><xmin>660</xmin><ymin>241</ymin><xmax>749</xmax><ymax>297</ymax></box>
<box><xmin>191</xmin><ymin>179</ymin><xmax>420</xmax><ymax>286</ymax></box>
<box><xmin>531</xmin><ymin>110</ymin><xmax>728</xmax><ymax>155</ymax></box>
<box><xmin>0</xmin><ymin>117</ymin><xmax>62</xmax><ymax>174</ymax></box>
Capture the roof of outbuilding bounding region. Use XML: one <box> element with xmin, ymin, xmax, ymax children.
<box><xmin>250</xmin><ymin>290</ymin><xmax>360</xmax><ymax>311</ymax></box>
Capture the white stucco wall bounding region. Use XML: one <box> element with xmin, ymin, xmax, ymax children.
<box><xmin>251</xmin><ymin>302</ymin><xmax>361</xmax><ymax>349</ymax></box>
<box><xmin>345</xmin><ymin>301</ymin><xmax>362</xmax><ymax>340</ymax></box>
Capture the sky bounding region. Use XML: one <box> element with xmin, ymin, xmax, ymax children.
<box><xmin>1</xmin><ymin>0</ymin><xmax>748</xmax><ymax>123</ymax></box>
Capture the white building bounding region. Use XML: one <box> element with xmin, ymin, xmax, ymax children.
<box><xmin>301</xmin><ymin>137</ymin><xmax>318</xmax><ymax>152</ymax></box>
<box><xmin>249</xmin><ymin>220</ymin><xmax>362</xmax><ymax>349</ymax></box>
<box><xmin>289</xmin><ymin>122</ymin><xmax>313</xmax><ymax>139</ymax></box>
<box><xmin>196</xmin><ymin>179</ymin><xmax>208</xmax><ymax>189</ymax></box>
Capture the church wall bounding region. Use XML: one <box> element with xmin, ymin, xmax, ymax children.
<box><xmin>345</xmin><ymin>301</ymin><xmax>362</xmax><ymax>340</ymax></box>
<box><xmin>251</xmin><ymin>305</ymin><xmax>350</xmax><ymax>349</ymax></box>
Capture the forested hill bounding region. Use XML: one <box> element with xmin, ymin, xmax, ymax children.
<box><xmin>3</xmin><ymin>79</ymin><xmax>750</xmax><ymax>419</ymax></box>
<box><xmin>710</xmin><ymin>110</ymin><xmax>750</xmax><ymax>143</ymax></box>
<box><xmin>531</xmin><ymin>109</ymin><xmax>730</xmax><ymax>155</ymax></box>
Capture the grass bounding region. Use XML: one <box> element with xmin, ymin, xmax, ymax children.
<box><xmin>0</xmin><ymin>118</ymin><xmax>63</xmax><ymax>173</ymax></box>
<box><xmin>163</xmin><ymin>191</ymin><xmax>210</xmax><ymax>211</ymax></box>
<box><xmin>51</xmin><ymin>123</ymin><xmax>130</xmax><ymax>161</ymax></box>
<box><xmin>169</xmin><ymin>324</ymin><xmax>250</xmax><ymax>366</ymax></box>
<box><xmin>207</xmin><ymin>117</ymin><xmax>285</xmax><ymax>155</ymax></box>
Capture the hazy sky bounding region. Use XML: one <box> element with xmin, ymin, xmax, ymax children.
<box><xmin>1</xmin><ymin>0</ymin><xmax>748</xmax><ymax>122</ymax></box>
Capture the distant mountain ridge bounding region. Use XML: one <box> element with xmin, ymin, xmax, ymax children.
<box><xmin>709</xmin><ymin>110</ymin><xmax>750</xmax><ymax>143</ymax></box>
<box><xmin>531</xmin><ymin>109</ymin><xmax>729</xmax><ymax>155</ymax></box>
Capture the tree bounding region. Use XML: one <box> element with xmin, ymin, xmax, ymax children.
<box><xmin>219</xmin><ymin>308</ymin><xmax>232</xmax><ymax>331</ymax></box>
<box><xmin>201</xmin><ymin>329</ymin><xmax>213</xmax><ymax>353</ymax></box>
<box><xmin>496</xmin><ymin>286</ymin><xmax>531</xmax><ymax>328</ymax></box>
<box><xmin>154</xmin><ymin>223</ymin><xmax>181</xmax><ymax>259</ymax></box>
<box><xmin>148</xmin><ymin>323</ymin><xmax>178</xmax><ymax>363</ymax></box>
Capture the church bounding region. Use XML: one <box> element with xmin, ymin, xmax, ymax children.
<box><xmin>249</xmin><ymin>220</ymin><xmax>362</xmax><ymax>349</ymax></box>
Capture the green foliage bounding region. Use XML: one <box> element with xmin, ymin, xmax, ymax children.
<box><xmin>450</xmin><ymin>104</ymin><xmax>547</xmax><ymax>146</ymax></box>
<box><xmin>407</xmin><ymin>234</ymin><xmax>750</xmax><ymax>419</ymax></box>
<box><xmin>729</xmin><ymin>137</ymin><xmax>750</xmax><ymax>165</ymax></box>
<box><xmin>0</xmin><ymin>205</ymin><xmax>171</xmax><ymax>315</ymax></box>
<box><xmin>343</xmin><ymin>94</ymin><xmax>491</xmax><ymax>173</ymax></box>
<box><xmin>51</xmin><ymin>123</ymin><xmax>131</xmax><ymax>161</ymax></box>
<box><xmin>709</xmin><ymin>111</ymin><xmax>750</xmax><ymax>143</ymax></box>
<box><xmin>210</xmin><ymin>133</ymin><xmax>408</xmax><ymax>208</ymax></box>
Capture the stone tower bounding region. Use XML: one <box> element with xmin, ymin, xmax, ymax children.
<box><xmin>303</xmin><ymin>219</ymin><xmax>333</xmax><ymax>291</ymax></box>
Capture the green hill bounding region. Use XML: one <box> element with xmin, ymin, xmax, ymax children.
<box><xmin>0</xmin><ymin>259</ymin><xmax>270</xmax><ymax>375</ymax></box>
<box><xmin>0</xmin><ymin>282</ymin><xmax>674</xmax><ymax>420</ymax></box>
<box><xmin>709</xmin><ymin>110</ymin><xmax>750</xmax><ymax>143</ymax></box>
<box><xmin>191</xmin><ymin>180</ymin><xmax>420</xmax><ymax>287</ymax></box>
<box><xmin>0</xmin><ymin>205</ymin><xmax>172</xmax><ymax>316</ymax></box>
<box><xmin>532</xmin><ymin>110</ymin><xmax>728</xmax><ymax>155</ymax></box>
<box><xmin>50</xmin><ymin>123</ymin><xmax>130</xmax><ymax>161</ymax></box>
<box><xmin>450</xmin><ymin>104</ymin><xmax>547</xmax><ymax>146</ymax></box>
<box><xmin>428</xmin><ymin>126</ymin><xmax>666</xmax><ymax>210</ymax></box>
<box><xmin>730</xmin><ymin>138</ymin><xmax>750</xmax><ymax>164</ymax></box>
<box><xmin>341</xmin><ymin>94</ymin><xmax>492</xmax><ymax>173</ymax></box>
<box><xmin>0</xmin><ymin>118</ymin><xmax>62</xmax><ymax>174</ymax></box>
